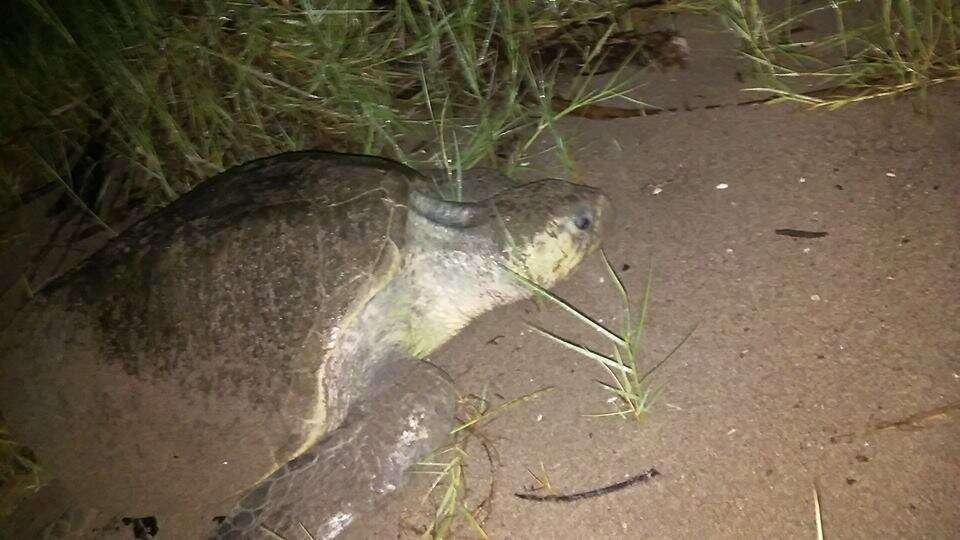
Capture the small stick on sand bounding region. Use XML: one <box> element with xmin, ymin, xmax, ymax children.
<box><xmin>515</xmin><ymin>468</ymin><xmax>660</xmax><ymax>503</ymax></box>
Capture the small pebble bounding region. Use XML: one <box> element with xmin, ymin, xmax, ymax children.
<box><xmin>811</xmin><ymin>294</ymin><xmax>821</xmax><ymax>301</ymax></box>
<box><xmin>716</xmin><ymin>183</ymin><xmax>729</xmax><ymax>190</ymax></box>
<box><xmin>652</xmin><ymin>187</ymin><xmax>663</xmax><ymax>195</ymax></box>
<box><xmin>885</xmin><ymin>171</ymin><xmax>896</xmax><ymax>178</ymax></box>
<box><xmin>799</xmin><ymin>177</ymin><xmax>807</xmax><ymax>183</ymax></box>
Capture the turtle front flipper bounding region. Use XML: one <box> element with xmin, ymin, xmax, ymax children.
<box><xmin>211</xmin><ymin>358</ymin><xmax>457</xmax><ymax>539</ymax></box>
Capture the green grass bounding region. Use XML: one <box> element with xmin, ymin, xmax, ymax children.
<box><xmin>0</xmin><ymin>0</ymin><xmax>642</xmax><ymax>220</ymax></box>
<box><xmin>511</xmin><ymin>251</ymin><xmax>696</xmax><ymax>425</ymax></box>
<box><xmin>0</xmin><ymin>422</ymin><xmax>43</xmax><ymax>520</ymax></box>
<box><xmin>813</xmin><ymin>483</ymin><xmax>825</xmax><ymax>540</ymax></box>
<box><xmin>703</xmin><ymin>0</ymin><xmax>960</xmax><ymax>109</ymax></box>
<box><xmin>415</xmin><ymin>386</ymin><xmax>553</xmax><ymax>539</ymax></box>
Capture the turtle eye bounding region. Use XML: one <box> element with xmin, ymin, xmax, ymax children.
<box><xmin>573</xmin><ymin>213</ymin><xmax>592</xmax><ymax>231</ymax></box>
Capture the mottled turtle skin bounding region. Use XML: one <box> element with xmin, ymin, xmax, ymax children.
<box><xmin>0</xmin><ymin>151</ymin><xmax>610</xmax><ymax>538</ymax></box>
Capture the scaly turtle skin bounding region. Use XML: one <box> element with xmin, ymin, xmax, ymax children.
<box><xmin>0</xmin><ymin>151</ymin><xmax>610</xmax><ymax>538</ymax></box>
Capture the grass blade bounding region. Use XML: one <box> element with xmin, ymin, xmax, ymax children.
<box><xmin>508</xmin><ymin>267</ymin><xmax>627</xmax><ymax>348</ymax></box>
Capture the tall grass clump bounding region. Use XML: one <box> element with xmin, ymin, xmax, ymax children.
<box><xmin>0</xmin><ymin>0</ymin><xmax>641</xmax><ymax>221</ymax></box>
<box><xmin>416</xmin><ymin>386</ymin><xmax>552</xmax><ymax>538</ymax></box>
<box><xmin>707</xmin><ymin>0</ymin><xmax>960</xmax><ymax>108</ymax></box>
<box><xmin>511</xmin><ymin>252</ymin><xmax>695</xmax><ymax>424</ymax></box>
<box><xmin>0</xmin><ymin>420</ymin><xmax>42</xmax><ymax>519</ymax></box>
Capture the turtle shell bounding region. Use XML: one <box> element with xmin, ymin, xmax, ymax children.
<box><xmin>0</xmin><ymin>151</ymin><xmax>420</xmax><ymax>517</ymax></box>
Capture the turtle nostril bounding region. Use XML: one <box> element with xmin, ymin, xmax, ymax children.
<box><xmin>573</xmin><ymin>214</ymin><xmax>592</xmax><ymax>231</ymax></box>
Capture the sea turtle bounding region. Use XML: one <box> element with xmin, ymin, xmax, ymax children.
<box><xmin>0</xmin><ymin>150</ymin><xmax>610</xmax><ymax>538</ymax></box>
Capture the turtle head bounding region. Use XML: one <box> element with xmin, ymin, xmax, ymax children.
<box><xmin>487</xmin><ymin>179</ymin><xmax>611</xmax><ymax>288</ymax></box>
<box><xmin>400</xmin><ymin>178</ymin><xmax>610</xmax><ymax>356</ymax></box>
<box><xmin>409</xmin><ymin>177</ymin><xmax>611</xmax><ymax>292</ymax></box>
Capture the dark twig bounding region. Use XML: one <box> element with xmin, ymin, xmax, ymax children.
<box><xmin>515</xmin><ymin>467</ymin><xmax>659</xmax><ymax>503</ymax></box>
<box><xmin>774</xmin><ymin>229</ymin><xmax>828</xmax><ymax>238</ymax></box>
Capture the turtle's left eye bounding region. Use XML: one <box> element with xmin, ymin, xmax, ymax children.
<box><xmin>573</xmin><ymin>213</ymin><xmax>592</xmax><ymax>231</ymax></box>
